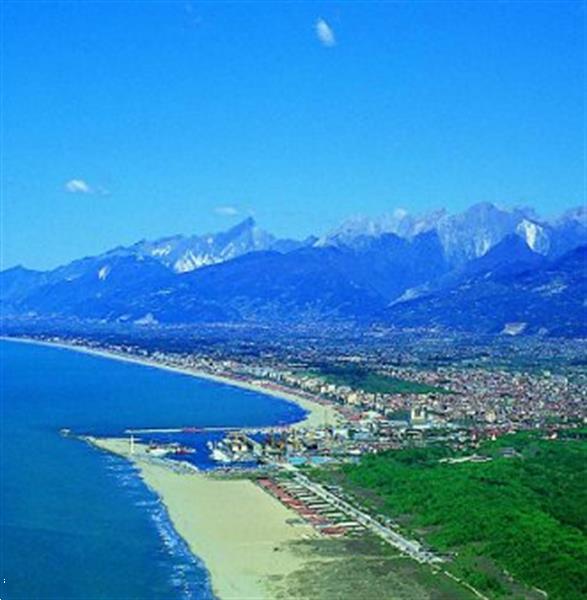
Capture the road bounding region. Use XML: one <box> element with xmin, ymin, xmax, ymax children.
<box><xmin>282</xmin><ymin>463</ymin><xmax>444</xmax><ymax>564</ymax></box>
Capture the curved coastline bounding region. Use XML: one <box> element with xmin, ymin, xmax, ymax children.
<box><xmin>0</xmin><ymin>335</ymin><xmax>341</xmax><ymax>430</ymax></box>
<box><xmin>1</xmin><ymin>335</ymin><xmax>331</xmax><ymax>599</ymax></box>
<box><xmin>89</xmin><ymin>437</ymin><xmax>319</xmax><ymax>599</ymax></box>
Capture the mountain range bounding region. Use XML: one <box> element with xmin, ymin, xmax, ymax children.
<box><xmin>2</xmin><ymin>203</ymin><xmax>586</xmax><ymax>336</ymax></box>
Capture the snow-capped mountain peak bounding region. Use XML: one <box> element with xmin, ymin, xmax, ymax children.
<box><xmin>316</xmin><ymin>202</ymin><xmax>584</xmax><ymax>265</ymax></box>
<box><xmin>105</xmin><ymin>217</ymin><xmax>311</xmax><ymax>274</ymax></box>
<box><xmin>515</xmin><ymin>219</ymin><xmax>550</xmax><ymax>255</ymax></box>
<box><xmin>97</xmin><ymin>266</ymin><xmax>111</xmax><ymax>281</ymax></box>
<box><xmin>316</xmin><ymin>208</ymin><xmax>447</xmax><ymax>248</ymax></box>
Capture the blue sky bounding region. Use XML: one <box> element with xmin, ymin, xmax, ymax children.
<box><xmin>2</xmin><ymin>1</ymin><xmax>584</xmax><ymax>269</ymax></box>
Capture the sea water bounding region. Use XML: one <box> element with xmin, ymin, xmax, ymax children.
<box><xmin>0</xmin><ymin>340</ymin><xmax>306</xmax><ymax>599</ymax></box>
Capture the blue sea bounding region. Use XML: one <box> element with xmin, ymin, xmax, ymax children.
<box><xmin>0</xmin><ymin>340</ymin><xmax>306</xmax><ymax>599</ymax></box>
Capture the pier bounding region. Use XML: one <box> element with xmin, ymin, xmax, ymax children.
<box><xmin>124</xmin><ymin>425</ymin><xmax>292</xmax><ymax>435</ymax></box>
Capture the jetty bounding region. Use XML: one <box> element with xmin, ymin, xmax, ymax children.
<box><xmin>124</xmin><ymin>425</ymin><xmax>293</xmax><ymax>435</ymax></box>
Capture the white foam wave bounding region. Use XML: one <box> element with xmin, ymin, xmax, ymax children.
<box><xmin>103</xmin><ymin>455</ymin><xmax>215</xmax><ymax>599</ymax></box>
<box><xmin>149</xmin><ymin>502</ymin><xmax>215</xmax><ymax>599</ymax></box>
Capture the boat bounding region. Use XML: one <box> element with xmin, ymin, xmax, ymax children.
<box><xmin>172</xmin><ymin>445</ymin><xmax>196</xmax><ymax>455</ymax></box>
<box><xmin>147</xmin><ymin>442</ymin><xmax>196</xmax><ymax>457</ymax></box>
<box><xmin>207</xmin><ymin>434</ymin><xmax>256</xmax><ymax>463</ymax></box>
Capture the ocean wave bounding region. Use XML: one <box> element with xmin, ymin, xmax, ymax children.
<box><xmin>149</xmin><ymin>499</ymin><xmax>215</xmax><ymax>599</ymax></box>
<box><xmin>134</xmin><ymin>498</ymin><xmax>159</xmax><ymax>508</ymax></box>
<box><xmin>105</xmin><ymin>455</ymin><xmax>216</xmax><ymax>599</ymax></box>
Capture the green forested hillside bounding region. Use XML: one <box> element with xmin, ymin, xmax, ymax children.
<box><xmin>340</xmin><ymin>432</ymin><xmax>587</xmax><ymax>599</ymax></box>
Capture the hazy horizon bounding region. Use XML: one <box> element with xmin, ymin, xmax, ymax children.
<box><xmin>2</xmin><ymin>199</ymin><xmax>585</xmax><ymax>272</ymax></box>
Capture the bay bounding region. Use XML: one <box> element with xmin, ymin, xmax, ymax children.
<box><xmin>0</xmin><ymin>339</ymin><xmax>305</xmax><ymax>599</ymax></box>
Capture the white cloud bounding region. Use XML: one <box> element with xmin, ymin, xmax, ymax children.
<box><xmin>215</xmin><ymin>206</ymin><xmax>239</xmax><ymax>216</ymax></box>
<box><xmin>64</xmin><ymin>179</ymin><xmax>93</xmax><ymax>194</ymax></box>
<box><xmin>64</xmin><ymin>179</ymin><xmax>109</xmax><ymax>195</ymax></box>
<box><xmin>315</xmin><ymin>18</ymin><xmax>336</xmax><ymax>47</ymax></box>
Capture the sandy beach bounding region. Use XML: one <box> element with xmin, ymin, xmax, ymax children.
<box><xmin>89</xmin><ymin>437</ymin><xmax>318</xmax><ymax>599</ymax></box>
<box><xmin>1</xmin><ymin>336</ymin><xmax>341</xmax><ymax>430</ymax></box>
<box><xmin>1</xmin><ymin>337</ymin><xmax>342</xmax><ymax>597</ymax></box>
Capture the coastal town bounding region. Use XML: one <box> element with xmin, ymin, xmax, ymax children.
<box><xmin>31</xmin><ymin>332</ymin><xmax>586</xmax><ymax>466</ymax></box>
<box><xmin>4</xmin><ymin>332</ymin><xmax>586</xmax><ymax>600</ymax></box>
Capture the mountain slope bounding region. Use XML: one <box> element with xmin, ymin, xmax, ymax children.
<box><xmin>0</xmin><ymin>266</ymin><xmax>47</xmax><ymax>308</ymax></box>
<box><xmin>2</xmin><ymin>204</ymin><xmax>586</xmax><ymax>334</ymax></box>
<box><xmin>128</xmin><ymin>217</ymin><xmax>306</xmax><ymax>273</ymax></box>
<box><xmin>318</xmin><ymin>203</ymin><xmax>587</xmax><ymax>266</ymax></box>
<box><xmin>385</xmin><ymin>245</ymin><xmax>587</xmax><ymax>336</ymax></box>
<box><xmin>438</xmin><ymin>234</ymin><xmax>547</xmax><ymax>288</ymax></box>
<box><xmin>17</xmin><ymin>256</ymin><xmax>235</xmax><ymax>324</ymax></box>
<box><xmin>175</xmin><ymin>247</ymin><xmax>389</xmax><ymax>322</ymax></box>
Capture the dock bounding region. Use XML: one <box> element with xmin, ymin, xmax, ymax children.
<box><xmin>124</xmin><ymin>425</ymin><xmax>292</xmax><ymax>435</ymax></box>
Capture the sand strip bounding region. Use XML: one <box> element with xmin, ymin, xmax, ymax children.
<box><xmin>89</xmin><ymin>437</ymin><xmax>317</xmax><ymax>599</ymax></box>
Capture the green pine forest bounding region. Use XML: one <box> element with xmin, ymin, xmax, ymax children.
<box><xmin>329</xmin><ymin>431</ymin><xmax>586</xmax><ymax>599</ymax></box>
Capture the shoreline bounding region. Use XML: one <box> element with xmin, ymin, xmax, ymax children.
<box><xmin>3</xmin><ymin>335</ymin><xmax>480</xmax><ymax>600</ymax></box>
<box><xmin>1</xmin><ymin>335</ymin><xmax>341</xmax><ymax>430</ymax></box>
<box><xmin>87</xmin><ymin>436</ymin><xmax>319</xmax><ymax>599</ymax></box>
<box><xmin>2</xmin><ymin>336</ymin><xmax>330</xmax><ymax>599</ymax></box>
